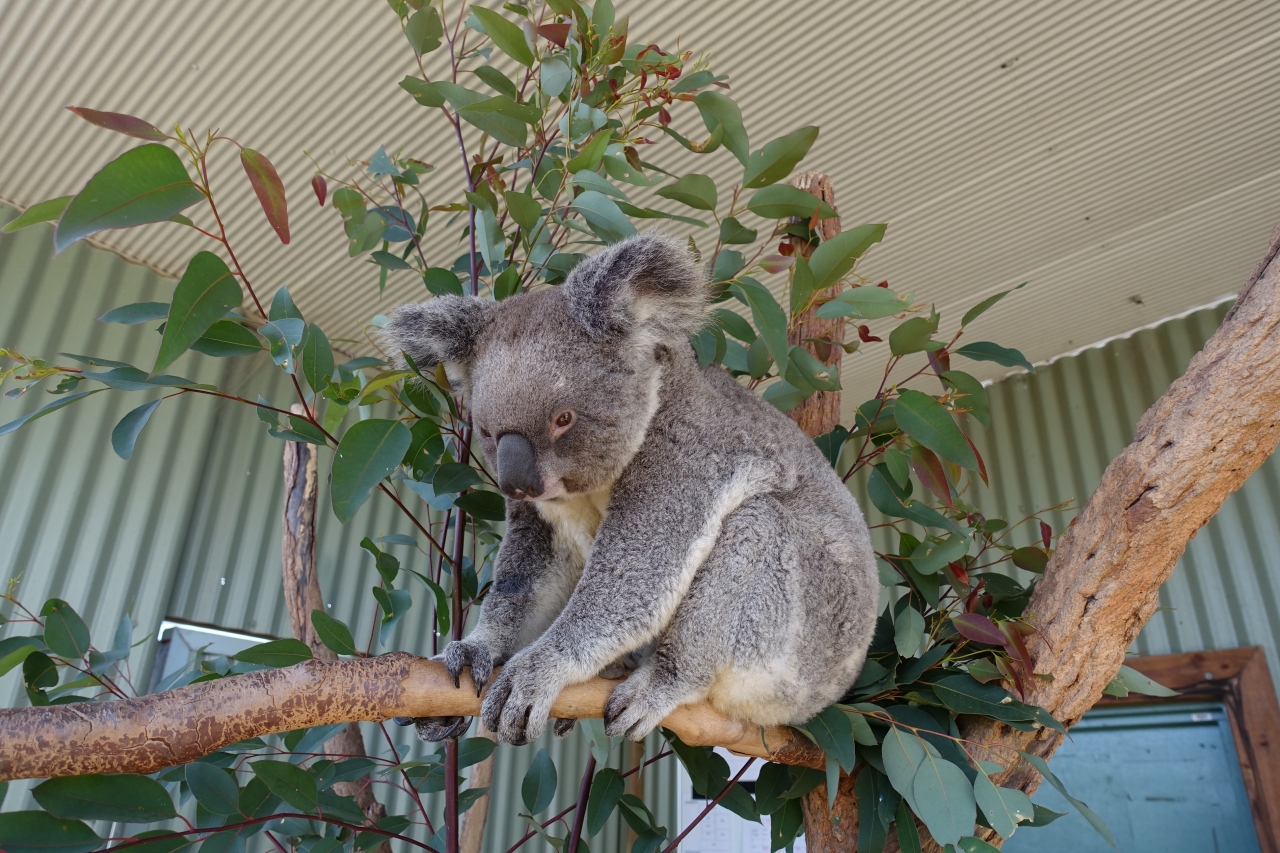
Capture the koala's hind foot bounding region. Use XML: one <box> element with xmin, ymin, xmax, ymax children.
<box><xmin>392</xmin><ymin>715</ymin><xmax>471</xmax><ymax>742</ymax></box>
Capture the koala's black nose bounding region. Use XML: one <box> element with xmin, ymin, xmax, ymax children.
<box><xmin>496</xmin><ymin>432</ymin><xmax>543</xmax><ymax>500</ymax></box>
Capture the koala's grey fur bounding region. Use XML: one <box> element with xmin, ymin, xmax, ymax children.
<box><xmin>382</xmin><ymin>232</ymin><xmax>878</xmax><ymax>745</ymax></box>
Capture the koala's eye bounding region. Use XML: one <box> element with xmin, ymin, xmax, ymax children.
<box><xmin>552</xmin><ymin>410</ymin><xmax>575</xmax><ymax>436</ymax></box>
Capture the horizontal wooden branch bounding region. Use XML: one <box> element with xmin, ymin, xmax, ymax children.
<box><xmin>0</xmin><ymin>653</ymin><xmax>823</xmax><ymax>781</ymax></box>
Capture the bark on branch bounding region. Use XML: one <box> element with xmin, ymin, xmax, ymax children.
<box><xmin>0</xmin><ymin>656</ymin><xmax>823</xmax><ymax>782</ymax></box>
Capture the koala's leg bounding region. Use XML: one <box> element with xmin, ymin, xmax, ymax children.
<box><xmin>603</xmin><ymin>495</ymin><xmax>794</xmax><ymax>740</ymax></box>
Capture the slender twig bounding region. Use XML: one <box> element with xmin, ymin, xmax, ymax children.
<box><xmin>106</xmin><ymin>812</ymin><xmax>436</xmax><ymax>851</ymax></box>
<box><xmin>659</xmin><ymin>759</ymin><xmax>756</xmax><ymax>853</ymax></box>
<box><xmin>566</xmin><ymin>754</ymin><xmax>597</xmax><ymax>853</ymax></box>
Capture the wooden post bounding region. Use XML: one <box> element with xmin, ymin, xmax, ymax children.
<box><xmin>282</xmin><ymin>408</ymin><xmax>389</xmax><ymax>847</ymax></box>
<box><xmin>459</xmin><ymin>725</ymin><xmax>496</xmax><ymax>853</ymax></box>
<box><xmin>783</xmin><ymin>175</ymin><xmax>860</xmax><ymax>850</ymax></box>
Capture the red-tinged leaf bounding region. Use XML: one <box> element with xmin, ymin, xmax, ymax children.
<box><xmin>66</xmin><ymin>106</ymin><xmax>167</xmax><ymax>141</ymax></box>
<box><xmin>928</xmin><ymin>349</ymin><xmax>951</xmax><ymax>374</ymax></box>
<box><xmin>658</xmin><ymin>107</ymin><xmax>672</xmax><ymax>127</ymax></box>
<box><xmin>537</xmin><ymin>23</ymin><xmax>570</xmax><ymax>46</ymax></box>
<box><xmin>1040</xmin><ymin>520</ymin><xmax>1053</xmax><ymax>549</ymax></box>
<box><xmin>993</xmin><ymin>655</ymin><xmax>1026</xmax><ymax>698</ymax></box>
<box><xmin>876</xmin><ymin>280</ymin><xmax>890</xmax><ymax>288</ymax></box>
<box><xmin>760</xmin><ymin>254</ymin><xmax>795</xmax><ymax>274</ymax></box>
<box><xmin>952</xmin><ymin>613</ymin><xmax>1005</xmax><ymax>646</ymax></box>
<box><xmin>910</xmin><ymin>444</ymin><xmax>953</xmax><ymax>506</ymax></box>
<box><xmin>311</xmin><ymin>175</ymin><xmax>328</xmax><ymax>207</ymax></box>
<box><xmin>964</xmin><ymin>433</ymin><xmax>988</xmax><ymax>485</ymax></box>
<box><xmin>240</xmin><ymin>148</ymin><xmax>290</xmax><ymax>244</ymax></box>
<box><xmin>857</xmin><ymin>324</ymin><xmax>882</xmax><ymax>343</ymax></box>
<box><xmin>1001</xmin><ymin>622</ymin><xmax>1035</xmax><ymax>698</ymax></box>
<box><xmin>946</xmin><ymin>560</ymin><xmax>969</xmax><ymax>585</ymax></box>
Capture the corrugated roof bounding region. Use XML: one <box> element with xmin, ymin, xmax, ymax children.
<box><xmin>1</xmin><ymin>0</ymin><xmax>1277</xmax><ymax>406</ymax></box>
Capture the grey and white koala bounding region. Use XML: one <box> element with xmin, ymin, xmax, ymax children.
<box><xmin>382</xmin><ymin>232</ymin><xmax>878</xmax><ymax>745</ymax></box>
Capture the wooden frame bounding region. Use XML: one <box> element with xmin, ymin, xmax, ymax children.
<box><xmin>1103</xmin><ymin>647</ymin><xmax>1280</xmax><ymax>853</ymax></box>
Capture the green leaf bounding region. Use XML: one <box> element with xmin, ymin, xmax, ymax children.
<box><xmin>655</xmin><ymin>174</ymin><xmax>717</xmax><ymax>211</ymax></box>
<box><xmin>912</xmin><ymin>752</ymin><xmax>976</xmax><ymax>846</ymax></box>
<box><xmin>895</xmin><ymin>798</ymin><xmax>922</xmax><ymax>853</ymax></box>
<box><xmin>962</xmin><ymin>283</ymin><xmax>1026</xmax><ymax>327</ymax></box>
<box><xmin>41</xmin><ymin>599</ymin><xmax>90</xmax><ymax>658</ymax></box>
<box><xmin>504</xmin><ymin>190</ymin><xmax>541</xmax><ymax>232</ymax></box>
<box><xmin>299</xmin><ymin>323</ymin><xmax>336</xmax><ymax>393</ymax></box>
<box><xmin>269</xmin><ymin>285</ymin><xmax>304</xmax><ymax>322</ymax></box>
<box><xmin>153</xmin><ymin>251</ymin><xmax>242</xmax><ymax>375</ymax></box>
<box><xmin>0</xmin><ymin>389</ymin><xmax>104</xmax><ymax>438</ymax></box>
<box><xmin>98</xmin><ymin>301</ymin><xmax>169</xmax><ymax>324</ymax></box>
<box><xmin>570</xmin><ymin>191</ymin><xmax>636</xmax><ymax>244</ymax></box>
<box><xmin>808</xmin><ymin>223</ymin><xmax>886</xmax><ymax>289</ymax></box>
<box><xmin>972</xmin><ymin>769</ymin><xmax>1033</xmax><ymax>839</ymax></box>
<box><xmin>743</xmin><ymin>126</ymin><xmax>819</xmax><ymax>188</ymax></box>
<box><xmin>746</xmin><ymin>184</ymin><xmax>837</xmax><ymax>220</ymax></box>
<box><xmin>424</xmin><ymin>267</ymin><xmax>465</xmax><ymax>296</ymax></box>
<box><xmin>190</xmin><ymin>320</ymin><xmax>263</xmax><ymax>358</ymax></box>
<box><xmin>1018</xmin><ymin>751</ymin><xmax>1115</xmax><ymax>847</ymax></box>
<box><xmin>587</xmin><ymin>767</ymin><xmax>625</xmax><ymax>835</ymax></box>
<box><xmin>311</xmin><ymin>610</ymin><xmax>357</xmax><ymax>656</ymax></box>
<box><xmin>815</xmin><ymin>286</ymin><xmax>910</xmax><ymax>320</ymax></box>
<box><xmin>1011</xmin><ymin>546</ymin><xmax>1048</xmax><ymax>573</ymax></box>
<box><xmin>894</xmin><ymin>604</ymin><xmax>925</xmax><ymax>657</ymax></box>
<box><xmin>881</xmin><ymin>725</ymin><xmax>927</xmax><ymax>817</ymax></box>
<box><xmin>33</xmin><ymin>774</ymin><xmax>176</xmax><ymax>823</ymax></box>
<box><xmin>455</xmin><ymin>489</ymin><xmax>506</xmax><ymax>521</ymax></box>
<box><xmin>371</xmin><ymin>250</ymin><xmax>411</xmax><ymax>271</ymax></box>
<box><xmin>331</xmin><ymin>419</ymin><xmax>412</xmax><ymax>522</ymax></box>
<box><xmin>1024</xmin><ymin>803</ymin><xmax>1068</xmax><ymax>827</ymax></box>
<box><xmin>1109</xmin><ymin>664</ymin><xmax>1179</xmax><ymax>697</ymax></box>
<box><xmin>433</xmin><ymin>461</ymin><xmax>485</xmax><ymax>495</ymax></box>
<box><xmin>694</xmin><ymin>91</ymin><xmax>749</xmax><ymax>165</ymax></box>
<box><xmin>475</xmin><ymin>66</ymin><xmax>518</xmax><ymax>100</ymax></box>
<box><xmin>0</xmin><ymin>639</ymin><xmax>40</xmax><ymax>677</ymax></box>
<box><xmin>954</xmin><ymin>341</ymin><xmax>1035</xmax><ymax>373</ymax></box>
<box><xmin>55</xmin><ymin>144</ymin><xmax>204</xmax><ymax>252</ymax></box>
<box><xmin>23</xmin><ymin>651</ymin><xmax>58</xmax><ymax>690</ymax></box>
<box><xmin>253</xmin><ymin>759</ymin><xmax>319</xmax><ymax>813</ymax></box>
<box><xmin>770</xmin><ymin>798</ymin><xmax>804</xmax><ymax>852</ymax></box>
<box><xmin>471</xmin><ymin>6</ymin><xmax>535</xmax><ymax>66</ymax></box>
<box><xmin>111</xmin><ymin>399</ymin><xmax>163</xmax><ymax>460</ymax></box>
<box><xmin>4</xmin><ymin>197</ymin><xmax>71</xmax><ymax>233</ymax></box>
<box><xmin>805</xmin><ymin>706</ymin><xmax>857</xmax><ymax>771</ymax></box>
<box><xmin>957</xmin><ymin>837</ymin><xmax>1002</xmax><ymax>853</ymax></box>
<box><xmin>719</xmin><ymin>216</ymin><xmax>757</xmax><ymax>245</ymax></box>
<box><xmin>939</xmin><ymin>370</ymin><xmax>989</xmax><ymax>428</ymax></box>
<box><xmin>889</xmin><ymin>316</ymin><xmax>938</xmax><ymax>356</ymax></box>
<box><xmin>540</xmin><ymin>54</ymin><xmax>574</xmax><ymax>97</ymax></box>
<box><xmin>457</xmin><ymin>737</ymin><xmax>497</xmax><ymax>770</ymax></box>
<box><xmin>240</xmin><ymin>148</ymin><xmax>290</xmax><ymax>244</ymax></box>
<box><xmin>0</xmin><ymin>812</ymin><xmax>101</xmax><ymax>853</ymax></box>
<box><xmin>932</xmin><ymin>675</ymin><xmax>1034</xmax><ymax>724</ymax></box>
<box><xmin>185</xmin><ymin>762</ymin><xmax>241</xmax><ymax>815</ymax></box>
<box><xmin>731</xmin><ymin>278</ymin><xmax>789</xmax><ymax>378</ymax></box>
<box><xmin>522</xmin><ymin>747</ymin><xmax>558</xmax><ymax>814</ymax></box>
<box><xmin>566</xmin><ymin>131</ymin><xmax>613</xmax><ymax>174</ymax></box>
<box><xmin>406</xmin><ymin>5</ymin><xmax>444</xmax><ymax>53</ymax></box>
<box><xmin>235</xmin><ymin>638</ymin><xmax>313</xmax><ymax>668</ymax></box>
<box><xmin>894</xmin><ymin>390</ymin><xmax>978</xmax><ymax>469</ymax></box>
<box><xmin>786</xmin><ymin>346</ymin><xmax>839</xmax><ymax>392</ymax></box>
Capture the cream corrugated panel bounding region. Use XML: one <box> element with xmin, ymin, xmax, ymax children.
<box><xmin>2</xmin><ymin>0</ymin><xmax>1278</xmax><ymax>400</ymax></box>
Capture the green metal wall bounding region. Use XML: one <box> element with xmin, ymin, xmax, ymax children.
<box><xmin>2</xmin><ymin>208</ymin><xmax>1276</xmax><ymax>845</ymax></box>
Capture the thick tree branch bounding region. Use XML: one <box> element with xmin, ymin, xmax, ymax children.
<box><xmin>919</xmin><ymin>223</ymin><xmax>1280</xmax><ymax>850</ymax></box>
<box><xmin>0</xmin><ymin>656</ymin><xmax>822</xmax><ymax>782</ymax></box>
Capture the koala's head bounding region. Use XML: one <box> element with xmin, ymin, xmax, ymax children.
<box><xmin>382</xmin><ymin>233</ymin><xmax>704</xmax><ymax>502</ymax></box>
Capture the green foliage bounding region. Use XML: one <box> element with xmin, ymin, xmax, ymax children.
<box><xmin>0</xmin><ymin>1</ymin><xmax>1144</xmax><ymax>849</ymax></box>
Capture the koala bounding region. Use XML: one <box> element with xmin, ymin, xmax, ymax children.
<box><xmin>382</xmin><ymin>232</ymin><xmax>878</xmax><ymax>745</ymax></box>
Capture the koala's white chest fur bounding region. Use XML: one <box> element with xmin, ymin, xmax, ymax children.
<box><xmin>535</xmin><ymin>486</ymin><xmax>612</xmax><ymax>572</ymax></box>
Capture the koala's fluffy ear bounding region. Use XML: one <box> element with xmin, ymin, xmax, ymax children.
<box><xmin>381</xmin><ymin>296</ymin><xmax>494</xmax><ymax>381</ymax></box>
<box><xmin>562</xmin><ymin>232</ymin><xmax>706</xmax><ymax>342</ymax></box>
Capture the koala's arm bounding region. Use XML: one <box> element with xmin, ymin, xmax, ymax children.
<box><xmin>441</xmin><ymin>499</ymin><xmax>568</xmax><ymax>687</ymax></box>
<box><xmin>515</xmin><ymin>451</ymin><xmax>761</xmax><ymax>681</ymax></box>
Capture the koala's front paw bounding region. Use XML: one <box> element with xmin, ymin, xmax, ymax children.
<box><xmin>603</xmin><ymin>669</ymin><xmax>673</xmax><ymax>741</ymax></box>
<box><xmin>480</xmin><ymin>654</ymin><xmax>561</xmax><ymax>745</ymax></box>
<box><xmin>442</xmin><ymin>638</ymin><xmax>495</xmax><ymax>694</ymax></box>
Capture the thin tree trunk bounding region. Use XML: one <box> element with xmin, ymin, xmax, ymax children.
<box><xmin>459</xmin><ymin>725</ymin><xmax>496</xmax><ymax>853</ymax></box>
<box><xmin>282</xmin><ymin>413</ymin><xmax>389</xmax><ymax>844</ymax></box>
<box><xmin>784</xmin><ymin>172</ymin><xmax>860</xmax><ymax>851</ymax></box>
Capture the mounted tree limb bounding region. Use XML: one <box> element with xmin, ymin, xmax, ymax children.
<box><xmin>0</xmin><ymin>655</ymin><xmax>824</xmax><ymax>782</ymax></box>
<box><xmin>281</xmin><ymin>414</ymin><xmax>389</xmax><ymax>849</ymax></box>
<box><xmin>888</xmin><ymin>224</ymin><xmax>1280</xmax><ymax>852</ymax></box>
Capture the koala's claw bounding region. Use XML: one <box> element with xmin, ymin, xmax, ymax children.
<box><xmin>408</xmin><ymin>716</ymin><xmax>471</xmax><ymax>742</ymax></box>
<box><xmin>442</xmin><ymin>639</ymin><xmax>494</xmax><ymax>694</ymax></box>
<box><xmin>603</xmin><ymin>674</ymin><xmax>669</xmax><ymax>742</ymax></box>
<box><xmin>553</xmin><ymin>718</ymin><xmax>577</xmax><ymax>737</ymax></box>
<box><xmin>480</xmin><ymin>655</ymin><xmax>561</xmax><ymax>745</ymax></box>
